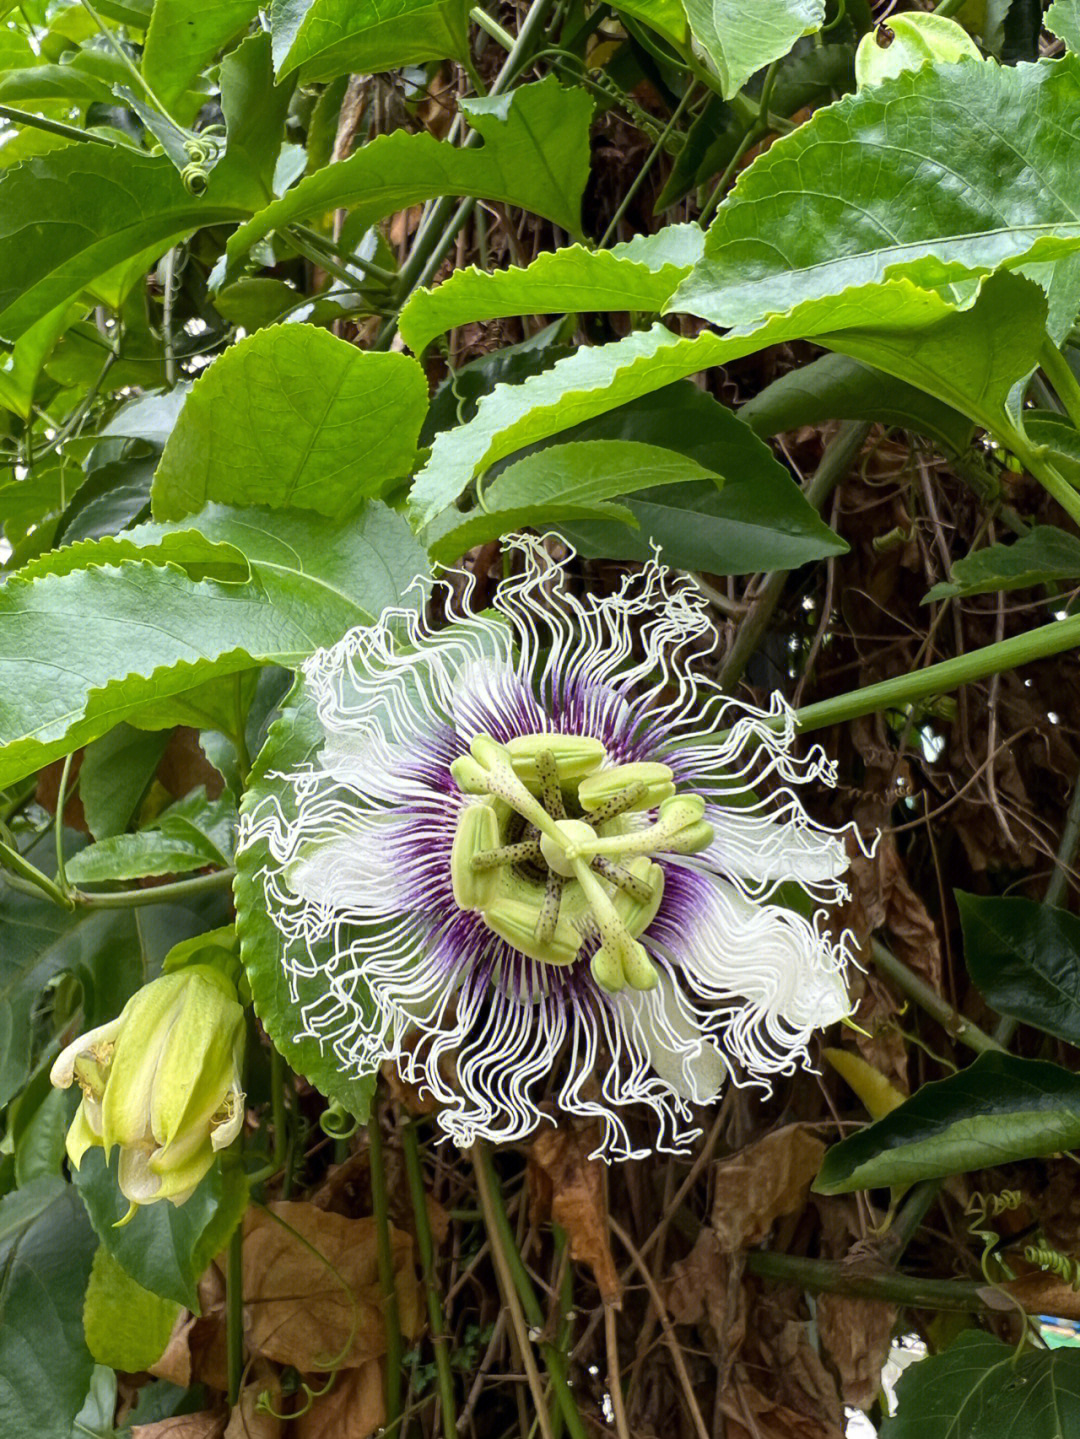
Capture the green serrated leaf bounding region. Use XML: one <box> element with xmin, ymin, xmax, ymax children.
<box><xmin>83</xmin><ymin>1245</ymin><xmax>180</xmax><ymax>1373</ymax></box>
<box><xmin>814</xmin><ymin>1052</ymin><xmax>1080</xmax><ymax>1193</ymax></box>
<box><xmin>424</xmin><ymin>438</ymin><xmax>720</xmax><ymax>564</ymax></box>
<box><xmin>412</xmin><ymin>271</ymin><xmax>1045</xmax><ymax>527</ymax></box>
<box><xmin>235</xmin><ymin>682</ymin><xmax>377</xmax><ymax>1120</ymax></box>
<box><xmin>880</xmin><ymin>1331</ymin><xmax>1080</xmax><ymax>1439</ymax></box>
<box><xmin>958</xmin><ymin>891</ymin><xmax>1080</xmax><ymax>1047</ymax></box>
<box><xmin>65</xmin><ymin>831</ymin><xmax>219</xmax><ymax>883</ymax></box>
<box><xmin>1048</xmin><ymin>0</ymin><xmax>1080</xmax><ymax>52</ymax></box>
<box><xmin>0</xmin><ymin>1178</ymin><xmax>97</xmax><ymax>1439</ymax></box>
<box><xmin>612</xmin><ymin>0</ymin><xmax>689</xmax><ymax>49</ymax></box>
<box><xmin>674</xmin><ymin>54</ymin><xmax>1080</xmax><ymax>336</ymax></box>
<box><xmin>271</xmin><ymin>0</ymin><xmax>472</xmax><ymax>81</ymax></box>
<box><xmin>74</xmin><ymin>1148</ymin><xmax>248</xmax><ymax>1310</ymax></box>
<box><xmin>152</xmin><ymin>326</ymin><xmax>428</xmax><ymax>520</ymax></box>
<box><xmin>143</xmin><ymin>0</ymin><xmax>262</xmax><ymax>110</ymax></box>
<box><xmin>224</xmin><ymin>77</ymin><xmax>595</xmax><ymax>275</ymax></box>
<box><xmin>0</xmin><ymin>502</ymin><xmax>426</xmax><ymax>788</ymax></box>
<box><xmin>399</xmin><ymin>230</ymin><xmax>703</xmax><ymax>356</ymax></box>
<box><xmin>684</xmin><ymin>0</ymin><xmax>825</xmax><ymax>98</ymax></box>
<box><xmin>924</xmin><ymin>526</ymin><xmax>1080</xmax><ymax>602</ymax></box>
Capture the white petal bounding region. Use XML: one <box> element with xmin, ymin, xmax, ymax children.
<box><xmin>286</xmin><ymin>824</ymin><xmax>409</xmax><ymax>914</ymax></box>
<box><xmin>704</xmin><ymin>804</ymin><xmax>849</xmax><ymax>891</ymax></box>
<box><xmin>621</xmin><ymin>969</ymin><xmax>726</xmax><ymax>1103</ymax></box>
<box><xmin>49</xmin><ymin>1016</ymin><xmax>123</xmax><ymax>1090</ymax></box>
<box><xmin>118</xmin><ymin>1145</ymin><xmax>162</xmax><ymax>1204</ymax></box>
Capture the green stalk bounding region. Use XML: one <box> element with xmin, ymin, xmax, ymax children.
<box><xmin>225</xmin><ymin>1153</ymin><xmax>246</xmax><ymax>1405</ymax></box>
<box><xmin>73</xmin><ymin>868</ymin><xmax>235</xmax><ymax>908</ymax></box>
<box><xmin>0</xmin><ymin>835</ymin><xmax>74</xmax><ymax>908</ymax></box>
<box><xmin>473</xmin><ymin>1145</ymin><xmax>588</xmax><ymax>1439</ymax></box>
<box><xmin>1006</xmin><ymin>428</ymin><xmax>1080</xmax><ymax>530</ymax></box>
<box><xmin>870</xmin><ymin>940</ymin><xmax>1003</xmax><ymax>1056</ymax></box>
<box><xmin>0</xmin><ymin>104</ymin><xmax>117</xmax><ymax>146</ymax></box>
<box><xmin>369</xmin><ymin>1115</ymin><xmax>404</xmax><ymax>1439</ymax></box>
<box><xmin>401</xmin><ymin>1122</ymin><xmax>459</xmax><ymax>1439</ymax></box>
<box><xmin>746</xmin><ymin>1250</ymin><xmax>997</xmax><ymax>1310</ymax></box>
<box><xmin>599</xmin><ymin>81</ymin><xmax>699</xmax><ymax>247</ymax></box>
<box><xmin>470</xmin><ymin>5</ymin><xmax>515</xmax><ymax>49</ymax></box>
<box><xmin>792</xmin><ymin>610</ymin><xmax>1080</xmax><ymax>734</ymax></box>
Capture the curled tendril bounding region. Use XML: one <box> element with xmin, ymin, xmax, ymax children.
<box><xmin>965</xmin><ymin>1189</ymin><xmax>1023</xmax><ymax>1284</ymax></box>
<box><xmin>181</xmin><ymin>135</ymin><xmax>221</xmax><ymax>196</ymax></box>
<box><xmin>257</xmin><ymin>1371</ymin><xmax>337</xmax><ymax>1421</ymax></box>
<box><xmin>1025</xmin><ymin>1242</ymin><xmax>1080</xmax><ymax>1291</ymax></box>
<box><xmin>319</xmin><ymin>1100</ymin><xmax>360</xmax><ymax>1139</ymax></box>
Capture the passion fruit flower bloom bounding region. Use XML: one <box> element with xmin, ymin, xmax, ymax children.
<box><xmin>50</xmin><ymin>966</ymin><xmax>245</xmax><ymax>1213</ymax></box>
<box><xmin>241</xmin><ymin>538</ymin><xmax>864</xmax><ymax>1158</ymax></box>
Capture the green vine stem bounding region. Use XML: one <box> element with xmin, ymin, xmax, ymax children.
<box><xmin>225</xmin><ymin>1155</ymin><xmax>246</xmax><ymax>1407</ymax></box>
<box><xmin>746</xmin><ymin>1250</ymin><xmax>1004</xmax><ymax>1311</ymax></box>
<box><xmin>870</xmin><ymin>939</ymin><xmax>1004</xmax><ymax>1056</ymax></box>
<box><xmin>402</xmin><ymin>1121</ymin><xmax>460</xmax><ymax>1439</ymax></box>
<box><xmin>1038</xmin><ymin>339</ymin><xmax>1080</xmax><ymax>436</ymax></box>
<box><xmin>72</xmin><ymin>868</ymin><xmax>236</xmax><ymax>908</ymax></box>
<box><xmin>0</xmin><ymin>103</ymin><xmax>117</xmax><ymax>146</ymax></box>
<box><xmin>472</xmin><ymin>1144</ymin><xmax>588</xmax><ymax>1439</ymax></box>
<box><xmin>369</xmin><ymin>1112</ymin><xmax>404</xmax><ymax>1439</ymax></box>
<box><xmin>792</xmin><ymin>608</ymin><xmax>1080</xmax><ymax>734</ymax></box>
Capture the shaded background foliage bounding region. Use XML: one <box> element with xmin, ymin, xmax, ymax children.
<box><xmin>2</xmin><ymin>1</ymin><xmax>1080</xmax><ymax>1438</ymax></box>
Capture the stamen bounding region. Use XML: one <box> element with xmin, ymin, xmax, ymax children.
<box><xmin>579</xmin><ymin>780</ymin><xmax>648</xmax><ymax>825</ymax></box>
<box><xmin>471</xmin><ymin>840</ymin><xmax>544</xmax><ymax>870</ymax></box>
<box><xmin>591</xmin><ymin>856</ymin><xmax>656</xmax><ymax>904</ymax></box>
<box><xmin>451</xmin><ymin>737</ymin><xmax>568</xmax><ymax>850</ymax></box>
<box><xmin>534</xmin><ymin>868</ymin><xmax>566</xmax><ymax>945</ymax></box>
<box><xmin>579</xmin><ymin>763</ymin><xmax>675</xmax><ymax>814</ymax></box>
<box><xmin>571</xmin><ymin>857</ymin><xmax>658</xmax><ymax>993</ymax></box>
<box><xmin>579</xmin><ymin>795</ymin><xmax>714</xmax><ymax>862</ymax></box>
<box><xmin>534</xmin><ymin>748</ymin><xmax>567</xmax><ymax>820</ymax></box>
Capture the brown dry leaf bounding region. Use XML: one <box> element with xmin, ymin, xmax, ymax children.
<box><xmin>224</xmin><ymin>1367</ymin><xmax>283</xmax><ymax>1439</ymax></box>
<box><xmin>710</xmin><ymin>1125</ymin><xmax>826</xmax><ymax>1252</ymax></box>
<box><xmin>132</xmin><ymin>1415</ymin><xmax>226</xmax><ymax>1439</ymax></box>
<box><xmin>666</xmin><ymin>1230</ymin><xmax>746</xmax><ymax>1380</ymax></box>
<box><xmin>848</xmin><ymin>832</ymin><xmax>943</xmax><ymax>992</ymax></box>
<box><xmin>724</xmin><ymin>1383</ymin><xmax>844</xmax><ymax>1439</ymax></box>
<box><xmin>292</xmin><ymin>1360</ymin><xmax>385</xmax><ymax>1439</ymax></box>
<box><xmin>527</xmin><ymin>1125</ymin><xmax>621</xmax><ymax>1305</ymax></box>
<box><xmin>150</xmin><ymin>1312</ymin><xmax>199</xmax><ymax>1388</ymax></box>
<box><xmin>817</xmin><ymin>1293</ymin><xmax>897</xmax><ymax>1410</ymax></box>
<box><xmin>241</xmin><ymin>1202</ymin><xmax>420</xmax><ymax>1372</ymax></box>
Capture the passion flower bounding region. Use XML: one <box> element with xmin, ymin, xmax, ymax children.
<box><xmin>241</xmin><ymin>538</ymin><xmax>863</xmax><ymax>1158</ymax></box>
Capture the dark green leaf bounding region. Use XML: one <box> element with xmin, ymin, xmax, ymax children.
<box><xmin>880</xmin><ymin>1331</ymin><xmax>1080</xmax><ymax>1439</ymax></box>
<box><xmin>224</xmin><ymin>77</ymin><xmax>595</xmax><ymax>274</ymax></box>
<box><xmin>958</xmin><ymin>891</ymin><xmax>1080</xmax><ymax>1047</ymax></box>
<box><xmin>0</xmin><ymin>1178</ymin><xmax>97</xmax><ymax>1439</ymax></box>
<box><xmin>74</xmin><ymin>1149</ymin><xmax>248</xmax><ymax>1310</ymax></box>
<box><xmin>79</xmin><ymin>723</ymin><xmax>171</xmax><ymax>840</ymax></box>
<box><xmin>152</xmin><ymin>326</ymin><xmax>428</xmax><ymax>520</ymax></box>
<box><xmin>271</xmin><ymin>0</ymin><xmax>472</xmax><ymax>81</ymax></box>
<box><xmin>815</xmin><ymin>1052</ymin><xmax>1080</xmax><ymax>1193</ymax></box>
<box><xmin>924</xmin><ymin>527</ymin><xmax>1080</xmax><ymax>602</ymax></box>
<box><xmin>673</xmin><ymin>55</ymin><xmax>1080</xmax><ymax>337</ymax></box>
<box><xmin>739</xmin><ymin>352</ymin><xmax>975</xmax><ymax>455</ymax></box>
<box><xmin>235</xmin><ymin>682</ymin><xmax>377</xmax><ymax>1120</ymax></box>
<box><xmin>65</xmin><ymin>831</ymin><xmax>221</xmax><ymax>883</ymax></box>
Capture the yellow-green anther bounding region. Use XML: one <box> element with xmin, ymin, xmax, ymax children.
<box><xmin>578</xmin><ymin>793</ymin><xmax>713</xmax><ymax>861</ymax></box>
<box><xmin>578</xmin><ymin>763</ymin><xmax>675</xmax><ymax>813</ymax></box>
<box><xmin>504</xmin><ymin>732</ymin><xmax>606</xmax><ymax>788</ymax></box>
<box><xmin>571</xmin><ymin>857</ymin><xmax>658</xmax><ymax>991</ymax></box>
<box><xmin>451</xmin><ymin>802</ymin><xmax>501</xmax><ymax>909</ymax></box>
<box><xmin>483</xmin><ymin>896</ymin><xmax>582</xmax><ymax>965</ymax></box>
<box><xmin>532</xmin><ymin>747</ymin><xmax>566</xmax><ymax>819</ymax></box>
<box><xmin>471</xmin><ymin>839</ymin><xmax>543</xmax><ymax>871</ymax></box>
<box><xmin>449</xmin><ymin>755</ymin><xmax>490</xmax><ymax>793</ymax></box>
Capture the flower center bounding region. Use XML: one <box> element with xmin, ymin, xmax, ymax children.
<box><xmin>449</xmin><ymin>732</ymin><xmax>714</xmax><ymax>994</ymax></box>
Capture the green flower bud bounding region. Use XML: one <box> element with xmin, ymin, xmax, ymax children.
<box><xmin>855</xmin><ymin>13</ymin><xmax>982</xmax><ymax>90</ymax></box>
<box><xmin>578</xmin><ymin>763</ymin><xmax>675</xmax><ymax>813</ymax></box>
<box><xmin>50</xmin><ymin>966</ymin><xmax>245</xmax><ymax>1214</ymax></box>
